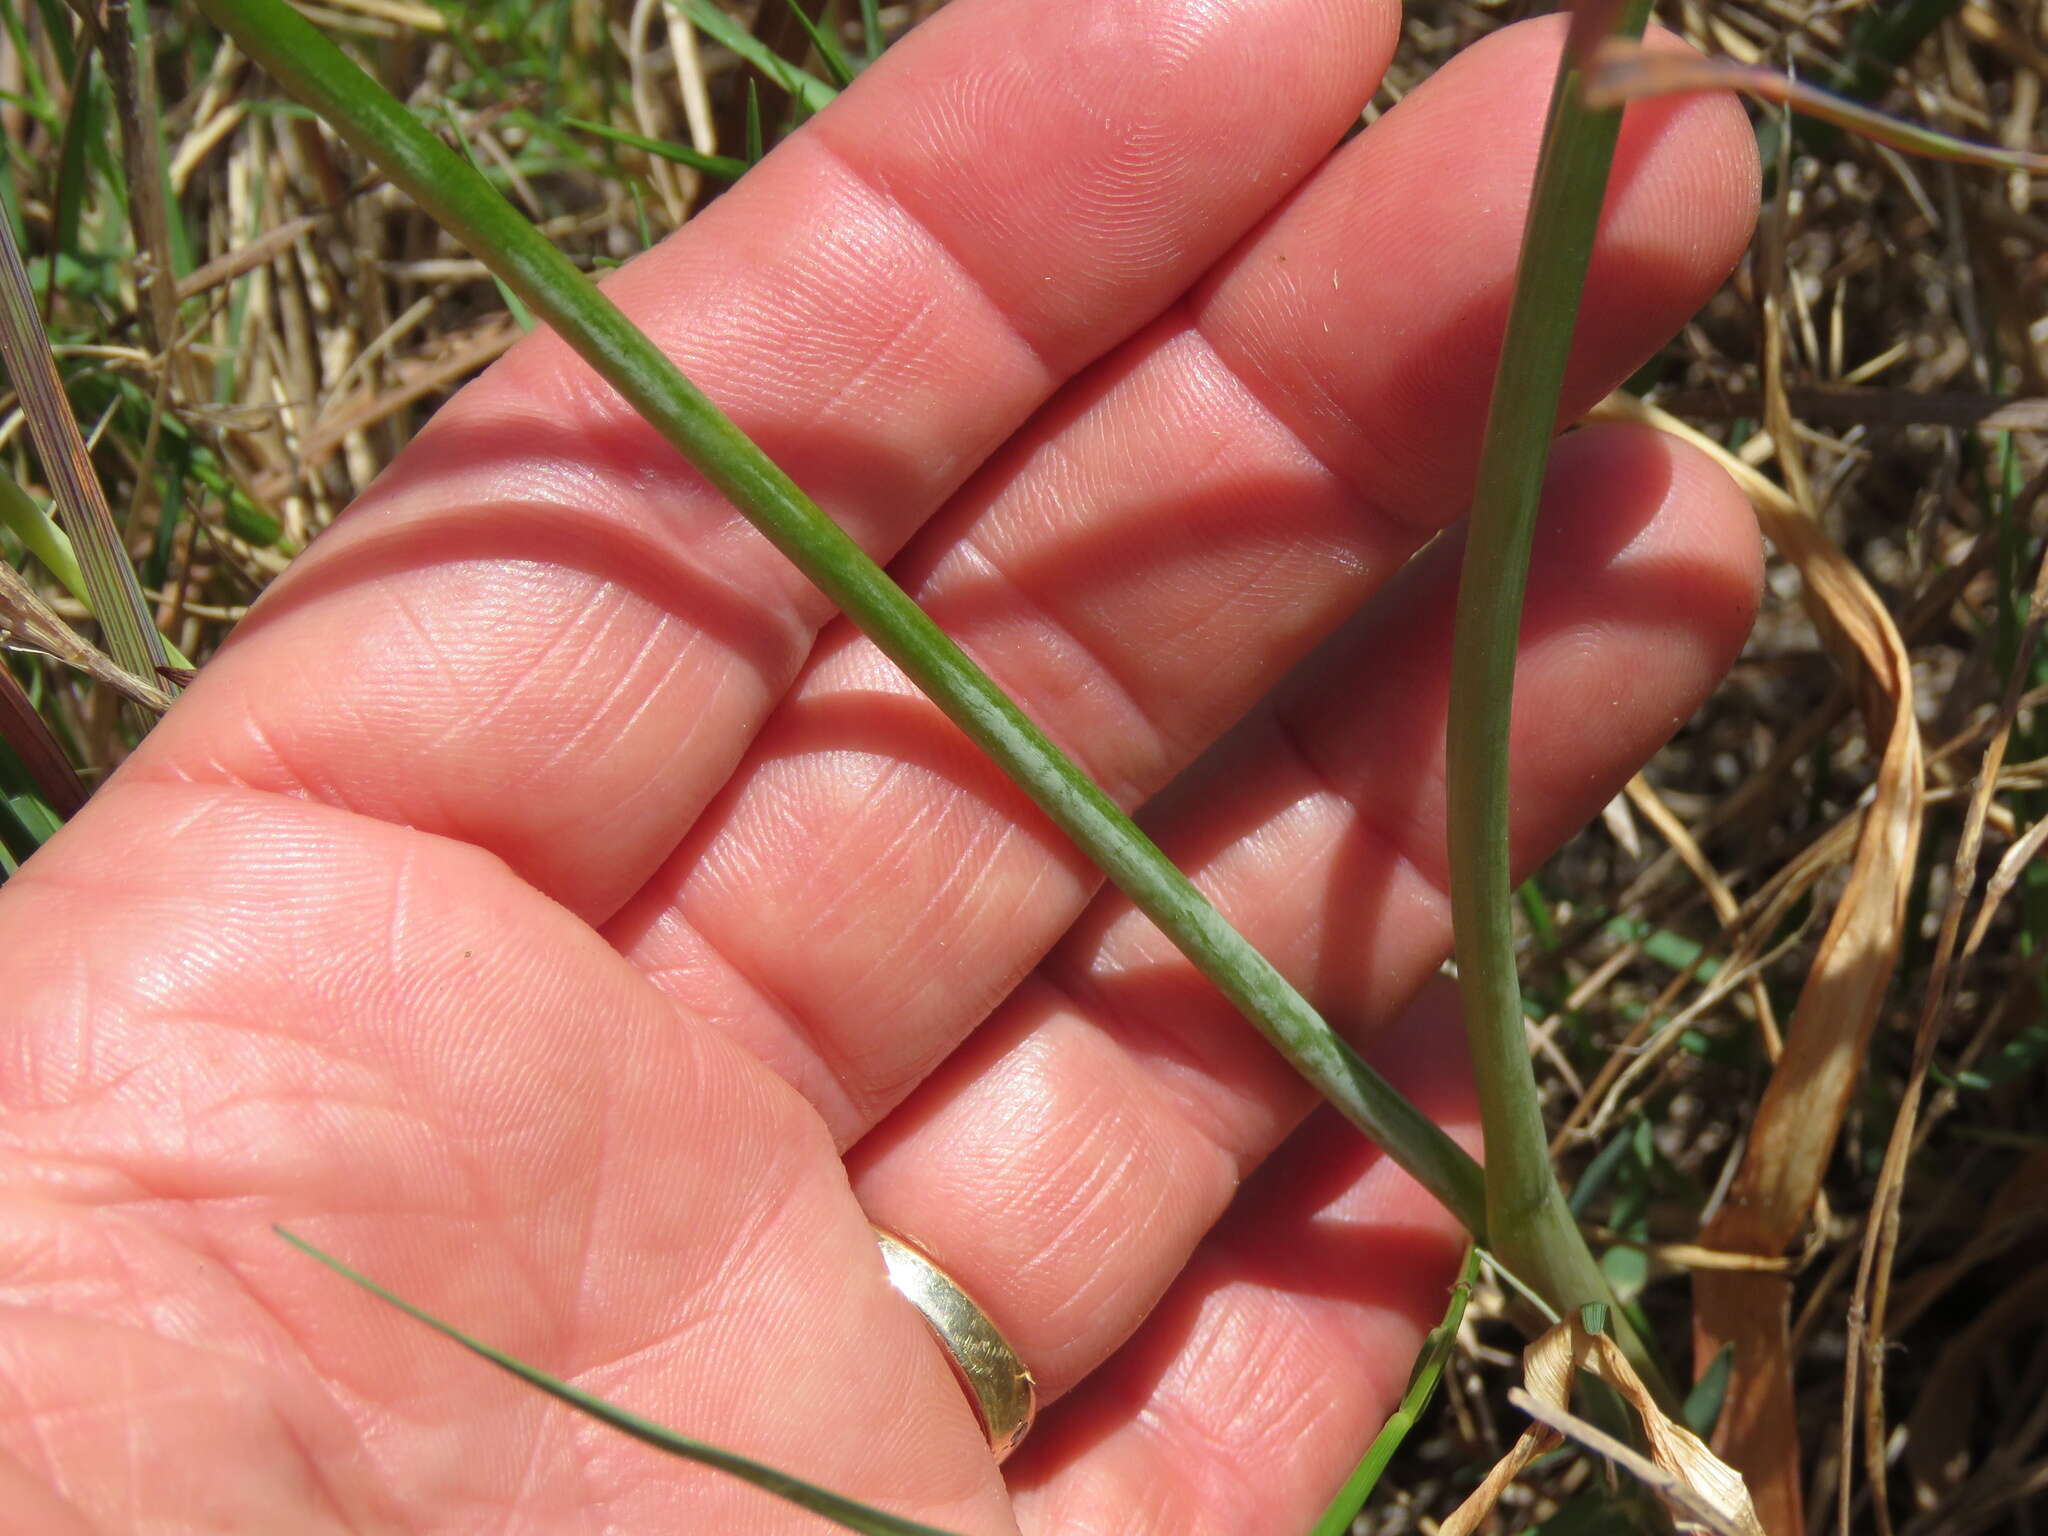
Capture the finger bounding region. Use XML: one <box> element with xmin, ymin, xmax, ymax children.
<box><xmin>847</xmin><ymin>425</ymin><xmax>1759</xmax><ymax>1400</ymax></box>
<box><xmin>608</xmin><ymin>16</ymin><xmax>1757</xmax><ymax>1137</ymax></box>
<box><xmin>126</xmin><ymin>0</ymin><xmax>1399</xmax><ymax>921</ymax></box>
<box><xmin>0</xmin><ymin>782</ymin><xmax>1011</xmax><ymax>1532</ymax></box>
<box><xmin>1008</xmin><ymin>983</ymin><xmax>1478</xmax><ymax>1536</ymax></box>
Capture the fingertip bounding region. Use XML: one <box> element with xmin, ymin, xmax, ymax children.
<box><xmin>1543</xmin><ymin>421</ymin><xmax>1764</xmax><ymax>682</ymax></box>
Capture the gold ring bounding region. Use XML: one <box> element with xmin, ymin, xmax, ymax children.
<box><xmin>874</xmin><ymin>1227</ymin><xmax>1037</xmax><ymax>1462</ymax></box>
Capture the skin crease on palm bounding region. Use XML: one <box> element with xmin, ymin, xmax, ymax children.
<box><xmin>0</xmin><ymin>0</ymin><xmax>1764</xmax><ymax>1530</ymax></box>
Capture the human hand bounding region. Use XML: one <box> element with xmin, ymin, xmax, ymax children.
<box><xmin>0</xmin><ymin>1</ymin><xmax>1761</xmax><ymax>1530</ymax></box>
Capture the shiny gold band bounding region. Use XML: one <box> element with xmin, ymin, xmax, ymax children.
<box><xmin>874</xmin><ymin>1227</ymin><xmax>1037</xmax><ymax>1462</ymax></box>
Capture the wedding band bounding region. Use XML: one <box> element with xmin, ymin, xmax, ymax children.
<box><xmin>874</xmin><ymin>1227</ymin><xmax>1037</xmax><ymax>1461</ymax></box>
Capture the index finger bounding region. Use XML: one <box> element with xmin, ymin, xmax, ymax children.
<box><xmin>127</xmin><ymin>0</ymin><xmax>1400</xmax><ymax>920</ymax></box>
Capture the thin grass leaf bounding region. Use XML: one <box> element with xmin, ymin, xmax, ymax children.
<box><xmin>744</xmin><ymin>78</ymin><xmax>764</xmax><ymax>165</ymax></box>
<box><xmin>1443</xmin><ymin>0</ymin><xmax>1656</xmax><ymax>1380</ymax></box>
<box><xmin>48</xmin><ymin>43</ymin><xmax>95</xmax><ymax>304</ymax></box>
<box><xmin>274</xmin><ymin>1229</ymin><xmax>971</xmax><ymax>1536</ymax></box>
<box><xmin>0</xmin><ymin>466</ymin><xmax>89</xmax><ymax>602</ymax></box>
<box><xmin>440</xmin><ymin>104</ymin><xmax>535</xmax><ymax>332</ymax></box>
<box><xmin>781</xmin><ymin>0</ymin><xmax>855</xmax><ymax>89</ymax></box>
<box><xmin>1684</xmin><ymin>1344</ymin><xmax>1735</xmax><ymax>1438</ymax></box>
<box><xmin>0</xmin><ymin>189</ymin><xmax>169</xmax><ymax>690</ymax></box>
<box><xmin>0</xmin><ymin>469</ymin><xmax>195</xmax><ymax>669</ymax></box>
<box><xmin>563</xmin><ymin>116</ymin><xmax>747</xmax><ymax>181</ymax></box>
<box><xmin>1832</xmin><ymin>0</ymin><xmax>1963</xmax><ymax>103</ymax></box>
<box><xmin>1583</xmin><ymin>44</ymin><xmax>2048</xmax><ymax>173</ymax></box>
<box><xmin>97</xmin><ymin>374</ymin><xmax>287</xmax><ymax>550</ymax></box>
<box><xmin>1308</xmin><ymin>1247</ymin><xmax>1477</xmax><ymax>1536</ymax></box>
<box><xmin>29</xmin><ymin>0</ymin><xmax>77</xmax><ymax>78</ymax></box>
<box><xmin>858</xmin><ymin>0</ymin><xmax>882</xmax><ymax>64</ymax></box>
<box><xmin>0</xmin><ymin>787</ymin><xmax>55</xmax><ymax>867</ymax></box>
<box><xmin>681</xmin><ymin>0</ymin><xmax>837</xmax><ymax>116</ymax></box>
<box><xmin>0</xmin><ymin>0</ymin><xmax>52</xmax><ymax>116</ymax></box>
<box><xmin>199</xmin><ymin>0</ymin><xmax>1487</xmax><ymax>1237</ymax></box>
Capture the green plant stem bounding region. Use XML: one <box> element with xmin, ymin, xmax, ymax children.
<box><xmin>196</xmin><ymin>0</ymin><xmax>1487</xmax><ymax>1238</ymax></box>
<box><xmin>1444</xmin><ymin>1</ymin><xmax>1664</xmax><ymax>1388</ymax></box>
<box><xmin>1308</xmin><ymin>1247</ymin><xmax>1477</xmax><ymax>1536</ymax></box>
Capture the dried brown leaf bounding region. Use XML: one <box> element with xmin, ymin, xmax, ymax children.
<box><xmin>1598</xmin><ymin>394</ymin><xmax>1926</xmax><ymax>1535</ymax></box>
<box><xmin>1443</xmin><ymin>1313</ymin><xmax>1764</xmax><ymax>1536</ymax></box>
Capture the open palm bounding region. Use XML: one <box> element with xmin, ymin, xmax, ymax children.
<box><xmin>0</xmin><ymin>2</ymin><xmax>1760</xmax><ymax>1530</ymax></box>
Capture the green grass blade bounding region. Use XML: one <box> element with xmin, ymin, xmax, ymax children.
<box><xmin>439</xmin><ymin>104</ymin><xmax>535</xmax><ymax>331</ymax></box>
<box><xmin>1307</xmin><ymin>1247</ymin><xmax>1477</xmax><ymax>1536</ymax></box>
<box><xmin>563</xmin><ymin>116</ymin><xmax>748</xmax><ymax>181</ymax></box>
<box><xmin>49</xmin><ymin>46</ymin><xmax>95</xmax><ymax>285</ymax></box>
<box><xmin>1682</xmin><ymin>1342</ymin><xmax>1734</xmax><ymax>1436</ymax></box>
<box><xmin>1443</xmin><ymin>0</ymin><xmax>1661</xmax><ymax>1377</ymax></box>
<box><xmin>0</xmin><ymin>468</ymin><xmax>195</xmax><ymax>670</ymax></box>
<box><xmin>199</xmin><ymin>0</ymin><xmax>1486</xmax><ymax>1236</ymax></box>
<box><xmin>681</xmin><ymin>0</ymin><xmax>838</xmax><ymax>116</ymax></box>
<box><xmin>275</xmin><ymin>1229</ymin><xmax>971</xmax><ymax>1536</ymax></box>
<box><xmin>858</xmin><ymin>0</ymin><xmax>883</xmax><ymax>64</ymax></box>
<box><xmin>781</xmin><ymin>0</ymin><xmax>856</xmax><ymax>89</ymax></box>
<box><xmin>0</xmin><ymin>0</ymin><xmax>51</xmax><ymax>115</ymax></box>
<box><xmin>0</xmin><ymin>466</ymin><xmax>88</xmax><ymax>601</ymax></box>
<box><xmin>101</xmin><ymin>374</ymin><xmax>287</xmax><ymax>550</ymax></box>
<box><xmin>745</xmin><ymin>78</ymin><xmax>764</xmax><ymax>165</ymax></box>
<box><xmin>0</xmin><ymin>187</ymin><xmax>169</xmax><ymax>690</ymax></box>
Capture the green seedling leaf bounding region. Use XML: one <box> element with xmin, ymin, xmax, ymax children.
<box><xmin>682</xmin><ymin>0</ymin><xmax>838</xmax><ymax>116</ymax></box>
<box><xmin>1829</xmin><ymin>0</ymin><xmax>1964</xmax><ymax>107</ymax></box>
<box><xmin>1527</xmin><ymin>1486</ymin><xmax>1656</xmax><ymax>1536</ymax></box>
<box><xmin>1601</xmin><ymin>914</ymin><xmax>1718</xmax><ymax>980</ymax></box>
<box><xmin>782</xmin><ymin>0</ymin><xmax>856</xmax><ymax>89</ymax></box>
<box><xmin>1939</xmin><ymin>1017</ymin><xmax>2048</xmax><ymax>1092</ymax></box>
<box><xmin>1684</xmin><ymin>1344</ymin><xmax>1734</xmax><ymax>1438</ymax></box>
<box><xmin>745</xmin><ymin>78</ymin><xmax>764</xmax><ymax>166</ymax></box>
<box><xmin>1518</xmin><ymin>878</ymin><xmax>1559</xmax><ymax>951</ymax></box>
<box><xmin>276</xmin><ymin>1228</ymin><xmax>972</xmax><ymax>1536</ymax></box>
<box><xmin>858</xmin><ymin>0</ymin><xmax>883</xmax><ymax>63</ymax></box>
<box><xmin>1307</xmin><ymin>1247</ymin><xmax>1477</xmax><ymax>1536</ymax></box>
<box><xmin>144</xmin><ymin>440</ymin><xmax>185</xmax><ymax>588</ymax></box>
<box><xmin>1584</xmin><ymin>43</ymin><xmax>2048</xmax><ymax>173</ymax></box>
<box><xmin>1597</xmin><ymin>1244</ymin><xmax>1647</xmax><ymax>1305</ymax></box>
<box><xmin>563</xmin><ymin>116</ymin><xmax>748</xmax><ymax>181</ymax></box>
<box><xmin>1568</xmin><ymin>1123</ymin><xmax>1638</xmax><ymax>1217</ymax></box>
